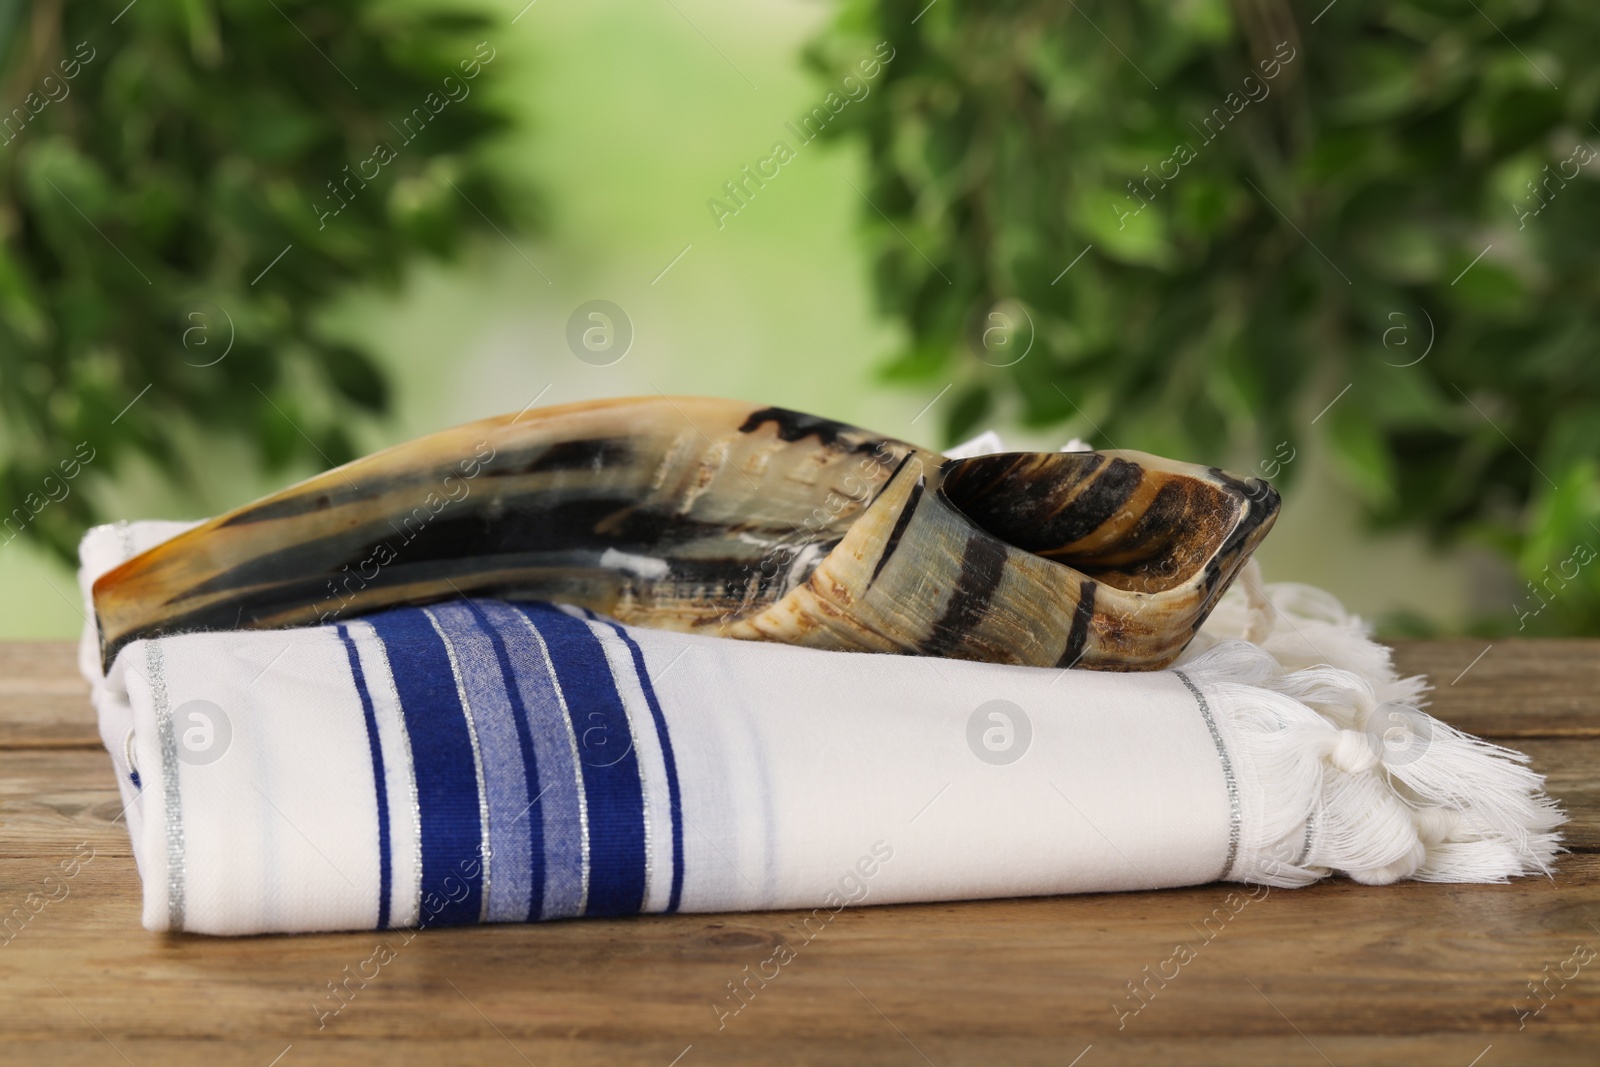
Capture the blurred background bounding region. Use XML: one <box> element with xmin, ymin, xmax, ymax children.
<box><xmin>1</xmin><ymin>0</ymin><xmax>1595</xmax><ymax>639</ymax></box>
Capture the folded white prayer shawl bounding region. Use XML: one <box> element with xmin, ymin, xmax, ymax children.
<box><xmin>78</xmin><ymin>522</ymin><xmax>1564</xmax><ymax>936</ymax></box>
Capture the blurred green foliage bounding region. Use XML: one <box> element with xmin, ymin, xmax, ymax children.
<box><xmin>0</xmin><ymin>0</ymin><xmax>527</xmax><ymax>561</ymax></box>
<box><xmin>812</xmin><ymin>0</ymin><xmax>1600</xmax><ymax>634</ymax></box>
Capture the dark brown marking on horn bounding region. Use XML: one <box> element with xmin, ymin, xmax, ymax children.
<box><xmin>940</xmin><ymin>452</ymin><xmax>1081</xmax><ymax>512</ymax></box>
<box><xmin>868</xmin><ymin>474</ymin><xmax>925</xmax><ymax>588</ymax></box>
<box><xmin>214</xmin><ymin>454</ymin><xmax>500</xmax><ymax>528</ymax></box>
<box><xmin>737</xmin><ymin>407</ymin><xmax>884</xmax><ymax>454</ymax></box>
<box><xmin>1039</xmin><ymin>457</ymin><xmax>1145</xmax><ymax>548</ymax></box>
<box><xmin>171</xmin><ymin>497</ymin><xmax>803</xmax><ymax>604</ymax></box>
<box><xmin>100</xmin><ymin>541</ymin><xmax>817</xmax><ymax>669</ymax></box>
<box><xmin>1063</xmin><ymin>479</ymin><xmax>1219</xmax><ymax>588</ymax></box>
<box><xmin>864</xmin><ymin>451</ymin><xmax>917</xmax><ymax>509</ymax></box>
<box><xmin>941</xmin><ymin>452</ymin><xmax>1105</xmax><ymax>517</ymax></box>
<box><xmin>517</xmin><ymin>437</ymin><xmax>635</xmax><ymax>474</ymax></box>
<box><xmin>920</xmin><ymin>531</ymin><xmax>1009</xmax><ymax>658</ymax></box>
<box><xmin>941</xmin><ymin>454</ymin><xmax>1142</xmax><ymax>556</ymax></box>
<box><xmin>1055</xmin><ymin>579</ymin><xmax>1097</xmax><ymax>668</ymax></box>
<box><xmin>216</xmin><ymin>488</ymin><xmax>348</xmax><ymax>527</ymax></box>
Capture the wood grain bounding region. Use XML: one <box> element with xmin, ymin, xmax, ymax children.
<box><xmin>1</xmin><ymin>639</ymin><xmax>1597</xmax><ymax>1065</ymax></box>
<box><xmin>0</xmin><ymin>642</ymin><xmax>94</xmax><ymax>749</ymax></box>
<box><xmin>1391</xmin><ymin>639</ymin><xmax>1600</xmax><ymax>738</ymax></box>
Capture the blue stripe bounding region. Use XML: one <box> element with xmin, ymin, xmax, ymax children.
<box><xmin>426</xmin><ymin>604</ymin><xmax>535</xmax><ymax>923</ymax></box>
<box><xmin>478</xmin><ymin>601</ymin><xmax>587</xmax><ymax>920</ymax></box>
<box><xmin>589</xmin><ymin>615</ymin><xmax>686</xmax><ymax>913</ymax></box>
<box><xmin>366</xmin><ymin>607</ymin><xmax>485</xmax><ymax>928</ymax></box>
<box><xmin>461</xmin><ymin>599</ymin><xmax>548</xmax><ymax>922</ymax></box>
<box><xmin>513</xmin><ymin>602</ymin><xmax>647</xmax><ymax>917</ymax></box>
<box><xmin>336</xmin><ymin>623</ymin><xmax>391</xmax><ymax>930</ymax></box>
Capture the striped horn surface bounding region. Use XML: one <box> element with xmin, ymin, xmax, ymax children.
<box><xmin>91</xmin><ymin>396</ymin><xmax>1279</xmax><ymax>672</ymax></box>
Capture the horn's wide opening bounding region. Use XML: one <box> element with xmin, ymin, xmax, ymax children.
<box><xmin>939</xmin><ymin>452</ymin><xmax>1255</xmax><ymax>595</ymax></box>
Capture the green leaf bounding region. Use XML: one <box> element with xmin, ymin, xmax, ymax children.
<box><xmin>813</xmin><ymin>0</ymin><xmax>1600</xmax><ymax>630</ymax></box>
<box><xmin>1325</xmin><ymin>402</ymin><xmax>1398</xmax><ymax>509</ymax></box>
<box><xmin>943</xmin><ymin>383</ymin><xmax>992</xmax><ymax>446</ymax></box>
<box><xmin>0</xmin><ymin>0</ymin><xmax>533</xmax><ymax>563</ymax></box>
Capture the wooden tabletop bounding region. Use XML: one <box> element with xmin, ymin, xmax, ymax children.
<box><xmin>1</xmin><ymin>639</ymin><xmax>1596</xmax><ymax>1066</ymax></box>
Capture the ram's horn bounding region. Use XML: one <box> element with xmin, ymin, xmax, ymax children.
<box><xmin>91</xmin><ymin>396</ymin><xmax>1279</xmax><ymax>672</ymax></box>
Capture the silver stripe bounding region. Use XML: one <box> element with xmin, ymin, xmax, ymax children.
<box><xmin>513</xmin><ymin>611</ymin><xmax>591</xmax><ymax>916</ymax></box>
<box><xmin>1173</xmin><ymin>669</ymin><xmax>1241</xmax><ymax>883</ymax></box>
<box><xmin>584</xmin><ymin>614</ymin><xmax>652</xmax><ymax>911</ymax></box>
<box><xmin>358</xmin><ymin>623</ymin><xmax>424</xmax><ymax>930</ymax></box>
<box><xmin>423</xmin><ymin>608</ymin><xmax>494</xmax><ymax>923</ymax></box>
<box><xmin>147</xmin><ymin>639</ymin><xmax>185</xmax><ymax>930</ymax></box>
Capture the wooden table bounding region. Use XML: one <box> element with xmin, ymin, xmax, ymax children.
<box><xmin>2</xmin><ymin>639</ymin><xmax>1596</xmax><ymax>1066</ymax></box>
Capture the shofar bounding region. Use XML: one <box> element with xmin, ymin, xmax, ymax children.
<box><xmin>91</xmin><ymin>396</ymin><xmax>1279</xmax><ymax>672</ymax></box>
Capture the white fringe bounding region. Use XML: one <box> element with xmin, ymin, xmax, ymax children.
<box><xmin>1174</xmin><ymin>562</ymin><xmax>1565</xmax><ymax>887</ymax></box>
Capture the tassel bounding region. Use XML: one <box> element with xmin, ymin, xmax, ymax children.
<box><xmin>1175</xmin><ymin>564</ymin><xmax>1565</xmax><ymax>887</ymax></box>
